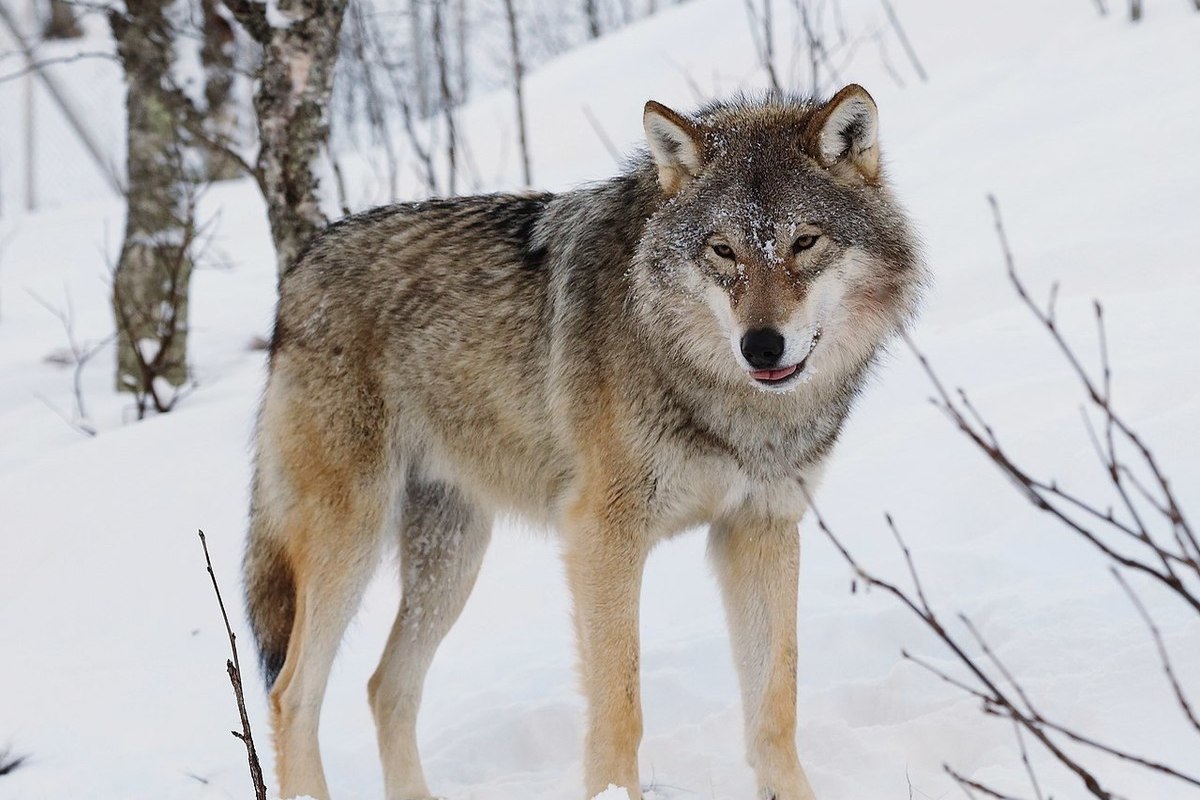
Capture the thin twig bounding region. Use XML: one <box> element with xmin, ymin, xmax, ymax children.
<box><xmin>1011</xmin><ymin>722</ymin><xmax>1045</xmax><ymax>800</ymax></box>
<box><xmin>946</xmin><ymin>766</ymin><xmax>1028</xmax><ymax>800</ymax></box>
<box><xmin>198</xmin><ymin>531</ymin><xmax>268</xmax><ymax>800</ymax></box>
<box><xmin>834</xmin><ymin>194</ymin><xmax>1200</xmax><ymax>799</ymax></box>
<box><xmin>582</xmin><ymin>104</ymin><xmax>623</xmax><ymax>165</ymax></box>
<box><xmin>879</xmin><ymin>0</ymin><xmax>927</xmax><ymax>81</ymax></box>
<box><xmin>1112</xmin><ymin>568</ymin><xmax>1200</xmax><ymax>734</ymax></box>
<box><xmin>0</xmin><ymin>747</ymin><xmax>28</xmax><ymax>775</ymax></box>
<box><xmin>27</xmin><ymin>287</ymin><xmax>109</xmax><ymax>433</ymax></box>
<box><xmin>0</xmin><ymin>50</ymin><xmax>115</xmax><ymax>84</ymax></box>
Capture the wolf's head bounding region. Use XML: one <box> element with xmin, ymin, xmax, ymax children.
<box><xmin>631</xmin><ymin>85</ymin><xmax>924</xmax><ymax>394</ymax></box>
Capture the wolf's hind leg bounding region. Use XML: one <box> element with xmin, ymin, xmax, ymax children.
<box><xmin>369</xmin><ymin>475</ymin><xmax>493</xmax><ymax>800</ymax></box>
<box><xmin>263</xmin><ymin>485</ymin><xmax>388</xmax><ymax>800</ymax></box>
<box><xmin>251</xmin><ymin>376</ymin><xmax>392</xmax><ymax>800</ymax></box>
<box><xmin>709</xmin><ymin>515</ymin><xmax>817</xmax><ymax>800</ymax></box>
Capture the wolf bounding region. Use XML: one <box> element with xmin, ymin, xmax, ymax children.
<box><xmin>245</xmin><ymin>83</ymin><xmax>923</xmax><ymax>800</ymax></box>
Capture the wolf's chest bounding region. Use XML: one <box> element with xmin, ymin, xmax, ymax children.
<box><xmin>648</xmin><ymin>426</ymin><xmax>825</xmax><ymax>533</ymax></box>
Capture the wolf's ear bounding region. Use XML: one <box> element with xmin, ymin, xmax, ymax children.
<box><xmin>644</xmin><ymin>101</ymin><xmax>705</xmax><ymax>195</ymax></box>
<box><xmin>806</xmin><ymin>84</ymin><xmax>880</xmax><ymax>182</ymax></box>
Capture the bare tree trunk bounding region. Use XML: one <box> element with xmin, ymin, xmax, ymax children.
<box><xmin>502</xmin><ymin>0</ymin><xmax>531</xmax><ymax>186</ymax></box>
<box><xmin>110</xmin><ymin>0</ymin><xmax>193</xmax><ymax>396</ymax></box>
<box><xmin>409</xmin><ymin>0</ymin><xmax>430</xmax><ymax>117</ymax></box>
<box><xmin>584</xmin><ymin>0</ymin><xmax>601</xmax><ymax>38</ymax></box>
<box><xmin>1130</xmin><ymin>0</ymin><xmax>1143</xmax><ymax>20</ymax></box>
<box><xmin>455</xmin><ymin>0</ymin><xmax>468</xmax><ymax>103</ymax></box>
<box><xmin>43</xmin><ymin>0</ymin><xmax>82</xmax><ymax>39</ymax></box>
<box><xmin>200</xmin><ymin>0</ymin><xmax>240</xmax><ymax>180</ymax></box>
<box><xmin>431</xmin><ymin>0</ymin><xmax>457</xmax><ymax>194</ymax></box>
<box><xmin>223</xmin><ymin>0</ymin><xmax>348</xmax><ymax>274</ymax></box>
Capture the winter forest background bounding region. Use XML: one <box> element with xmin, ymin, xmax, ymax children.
<box><xmin>1</xmin><ymin>0</ymin><xmax>1199</xmax><ymax>798</ymax></box>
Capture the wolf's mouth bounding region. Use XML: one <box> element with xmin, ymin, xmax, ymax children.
<box><xmin>749</xmin><ymin>327</ymin><xmax>822</xmax><ymax>388</ymax></box>
<box><xmin>750</xmin><ymin>363</ymin><xmax>801</xmax><ymax>384</ymax></box>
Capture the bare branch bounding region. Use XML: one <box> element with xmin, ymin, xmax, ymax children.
<box><xmin>744</xmin><ymin>0</ymin><xmax>781</xmax><ymax>92</ymax></box>
<box><xmin>0</xmin><ymin>747</ymin><xmax>27</xmax><ymax>776</ymax></box>
<box><xmin>1013</xmin><ymin>722</ymin><xmax>1045</xmax><ymax>800</ymax></box>
<box><xmin>945</xmin><ymin>766</ymin><xmax>1029</xmax><ymax>800</ymax></box>
<box><xmin>198</xmin><ymin>531</ymin><xmax>268</xmax><ymax>800</ymax></box>
<box><xmin>826</xmin><ymin>193</ymin><xmax>1200</xmax><ymax>800</ymax></box>
<box><xmin>27</xmin><ymin>287</ymin><xmax>110</xmax><ymax>435</ymax></box>
<box><xmin>582</xmin><ymin>104</ymin><xmax>623</xmax><ymax>166</ymax></box>
<box><xmin>1112</xmin><ymin>568</ymin><xmax>1200</xmax><ymax>735</ymax></box>
<box><xmin>879</xmin><ymin>0</ymin><xmax>927</xmax><ymax>81</ymax></box>
<box><xmin>0</xmin><ymin>50</ymin><xmax>115</xmax><ymax>84</ymax></box>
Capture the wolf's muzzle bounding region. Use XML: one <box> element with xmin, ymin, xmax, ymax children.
<box><xmin>740</xmin><ymin>327</ymin><xmax>785</xmax><ymax>369</ymax></box>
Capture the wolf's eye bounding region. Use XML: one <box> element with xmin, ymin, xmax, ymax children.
<box><xmin>792</xmin><ymin>234</ymin><xmax>820</xmax><ymax>253</ymax></box>
<box><xmin>711</xmin><ymin>243</ymin><xmax>736</xmax><ymax>260</ymax></box>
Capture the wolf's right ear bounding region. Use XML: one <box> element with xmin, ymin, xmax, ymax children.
<box><xmin>644</xmin><ymin>101</ymin><xmax>705</xmax><ymax>196</ymax></box>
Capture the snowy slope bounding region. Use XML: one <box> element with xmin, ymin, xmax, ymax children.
<box><xmin>2</xmin><ymin>2</ymin><xmax>1200</xmax><ymax>799</ymax></box>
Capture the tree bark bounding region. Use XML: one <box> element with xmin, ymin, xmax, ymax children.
<box><xmin>223</xmin><ymin>0</ymin><xmax>349</xmax><ymax>274</ymax></box>
<box><xmin>200</xmin><ymin>0</ymin><xmax>241</xmax><ymax>180</ymax></box>
<box><xmin>43</xmin><ymin>0</ymin><xmax>82</xmax><ymax>39</ymax></box>
<box><xmin>110</xmin><ymin>0</ymin><xmax>193</xmax><ymax>395</ymax></box>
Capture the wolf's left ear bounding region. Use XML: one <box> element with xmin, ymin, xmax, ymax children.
<box><xmin>806</xmin><ymin>84</ymin><xmax>880</xmax><ymax>182</ymax></box>
<box><xmin>644</xmin><ymin>101</ymin><xmax>705</xmax><ymax>195</ymax></box>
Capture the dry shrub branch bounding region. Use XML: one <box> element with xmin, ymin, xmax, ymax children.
<box><xmin>810</xmin><ymin>195</ymin><xmax>1198</xmax><ymax>799</ymax></box>
<box><xmin>198</xmin><ymin>530</ymin><xmax>267</xmax><ymax>800</ymax></box>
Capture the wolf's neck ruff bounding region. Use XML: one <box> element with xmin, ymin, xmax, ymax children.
<box><xmin>247</xmin><ymin>85</ymin><xmax>924</xmax><ymax>800</ymax></box>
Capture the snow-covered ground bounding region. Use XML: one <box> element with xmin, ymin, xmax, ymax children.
<box><xmin>2</xmin><ymin>1</ymin><xmax>1199</xmax><ymax>799</ymax></box>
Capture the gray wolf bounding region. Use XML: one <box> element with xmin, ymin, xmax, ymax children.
<box><xmin>245</xmin><ymin>83</ymin><xmax>923</xmax><ymax>800</ymax></box>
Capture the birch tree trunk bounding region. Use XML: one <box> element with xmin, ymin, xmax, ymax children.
<box><xmin>223</xmin><ymin>0</ymin><xmax>349</xmax><ymax>275</ymax></box>
<box><xmin>110</xmin><ymin>0</ymin><xmax>193</xmax><ymax>396</ymax></box>
<box><xmin>200</xmin><ymin>0</ymin><xmax>240</xmax><ymax>180</ymax></box>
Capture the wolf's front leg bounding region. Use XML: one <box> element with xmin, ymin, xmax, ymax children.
<box><xmin>709</xmin><ymin>515</ymin><xmax>818</xmax><ymax>800</ymax></box>
<box><xmin>563</xmin><ymin>478</ymin><xmax>651</xmax><ymax>800</ymax></box>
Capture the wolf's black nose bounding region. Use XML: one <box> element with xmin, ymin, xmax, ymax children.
<box><xmin>741</xmin><ymin>328</ymin><xmax>785</xmax><ymax>369</ymax></box>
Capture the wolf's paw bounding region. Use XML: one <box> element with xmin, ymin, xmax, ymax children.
<box><xmin>760</xmin><ymin>779</ymin><xmax>818</xmax><ymax>800</ymax></box>
<box><xmin>761</xmin><ymin>789</ymin><xmax>818</xmax><ymax>800</ymax></box>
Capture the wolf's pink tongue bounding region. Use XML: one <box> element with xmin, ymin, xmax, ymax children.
<box><xmin>751</xmin><ymin>364</ymin><xmax>798</xmax><ymax>381</ymax></box>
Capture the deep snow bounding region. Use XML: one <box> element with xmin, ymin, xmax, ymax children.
<box><xmin>1</xmin><ymin>1</ymin><xmax>1199</xmax><ymax>799</ymax></box>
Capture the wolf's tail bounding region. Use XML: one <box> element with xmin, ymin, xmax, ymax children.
<box><xmin>244</xmin><ymin>505</ymin><xmax>296</xmax><ymax>689</ymax></box>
